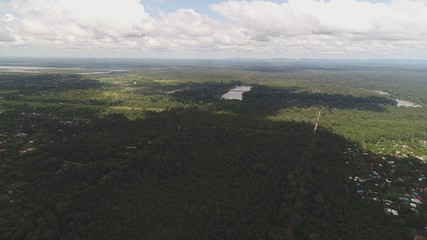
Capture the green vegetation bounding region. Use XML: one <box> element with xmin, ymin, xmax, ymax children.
<box><xmin>0</xmin><ymin>60</ymin><xmax>426</xmax><ymax>239</ymax></box>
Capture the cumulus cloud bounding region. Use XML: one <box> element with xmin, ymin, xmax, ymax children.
<box><xmin>211</xmin><ymin>0</ymin><xmax>427</xmax><ymax>37</ymax></box>
<box><xmin>0</xmin><ymin>0</ymin><xmax>427</xmax><ymax>58</ymax></box>
<box><xmin>0</xmin><ymin>0</ymin><xmax>252</xmax><ymax>52</ymax></box>
<box><xmin>3</xmin><ymin>14</ymin><xmax>17</xmax><ymax>23</ymax></box>
<box><xmin>1</xmin><ymin>0</ymin><xmax>155</xmax><ymax>48</ymax></box>
<box><xmin>154</xmin><ymin>9</ymin><xmax>251</xmax><ymax>51</ymax></box>
<box><xmin>0</xmin><ymin>32</ymin><xmax>15</xmax><ymax>42</ymax></box>
<box><xmin>209</xmin><ymin>0</ymin><xmax>427</xmax><ymax>57</ymax></box>
<box><xmin>211</xmin><ymin>0</ymin><xmax>319</xmax><ymax>36</ymax></box>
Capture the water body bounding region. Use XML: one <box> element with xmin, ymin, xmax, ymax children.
<box><xmin>221</xmin><ymin>86</ymin><xmax>252</xmax><ymax>100</ymax></box>
<box><xmin>0</xmin><ymin>66</ymin><xmax>53</xmax><ymax>73</ymax></box>
<box><xmin>0</xmin><ymin>66</ymin><xmax>127</xmax><ymax>74</ymax></box>
<box><xmin>373</xmin><ymin>90</ymin><xmax>390</xmax><ymax>96</ymax></box>
<box><xmin>80</xmin><ymin>70</ymin><xmax>127</xmax><ymax>75</ymax></box>
<box><xmin>373</xmin><ymin>90</ymin><xmax>422</xmax><ymax>108</ymax></box>
<box><xmin>0</xmin><ymin>66</ymin><xmax>81</xmax><ymax>73</ymax></box>
<box><xmin>396</xmin><ymin>99</ymin><xmax>422</xmax><ymax>108</ymax></box>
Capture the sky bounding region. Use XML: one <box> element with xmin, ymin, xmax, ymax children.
<box><xmin>1</xmin><ymin>0</ymin><xmax>427</xmax><ymax>59</ymax></box>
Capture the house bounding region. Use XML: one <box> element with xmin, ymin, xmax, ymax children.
<box><xmin>19</xmin><ymin>148</ymin><xmax>35</xmax><ymax>154</ymax></box>
<box><xmin>15</xmin><ymin>132</ymin><xmax>28</xmax><ymax>138</ymax></box>
<box><xmin>384</xmin><ymin>208</ymin><xmax>399</xmax><ymax>216</ymax></box>
<box><xmin>387</xmin><ymin>160</ymin><xmax>395</xmax><ymax>165</ymax></box>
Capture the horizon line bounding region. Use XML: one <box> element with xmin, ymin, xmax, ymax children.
<box><xmin>1</xmin><ymin>56</ymin><xmax>427</xmax><ymax>62</ymax></box>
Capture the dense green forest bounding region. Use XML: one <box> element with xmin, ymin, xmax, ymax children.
<box><xmin>0</xmin><ymin>60</ymin><xmax>426</xmax><ymax>239</ymax></box>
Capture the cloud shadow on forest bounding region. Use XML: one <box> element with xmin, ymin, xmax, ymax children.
<box><xmin>170</xmin><ymin>83</ymin><xmax>396</xmax><ymax>117</ymax></box>
<box><xmin>30</xmin><ymin>106</ymin><xmax>408</xmax><ymax>240</ymax></box>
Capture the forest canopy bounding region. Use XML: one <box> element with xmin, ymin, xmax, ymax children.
<box><xmin>0</xmin><ymin>59</ymin><xmax>426</xmax><ymax>239</ymax></box>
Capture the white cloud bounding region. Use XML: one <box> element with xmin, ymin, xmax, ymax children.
<box><xmin>211</xmin><ymin>0</ymin><xmax>319</xmax><ymax>36</ymax></box>
<box><xmin>209</xmin><ymin>0</ymin><xmax>427</xmax><ymax>57</ymax></box>
<box><xmin>0</xmin><ymin>0</ymin><xmax>427</xmax><ymax>58</ymax></box>
<box><xmin>0</xmin><ymin>32</ymin><xmax>15</xmax><ymax>42</ymax></box>
<box><xmin>154</xmin><ymin>9</ymin><xmax>251</xmax><ymax>51</ymax></box>
<box><xmin>211</xmin><ymin>0</ymin><xmax>427</xmax><ymax>37</ymax></box>
<box><xmin>0</xmin><ymin>0</ymin><xmax>155</xmax><ymax>48</ymax></box>
<box><xmin>0</xmin><ymin>0</ymin><xmax>250</xmax><ymax>52</ymax></box>
<box><xmin>3</xmin><ymin>13</ymin><xmax>17</xmax><ymax>23</ymax></box>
